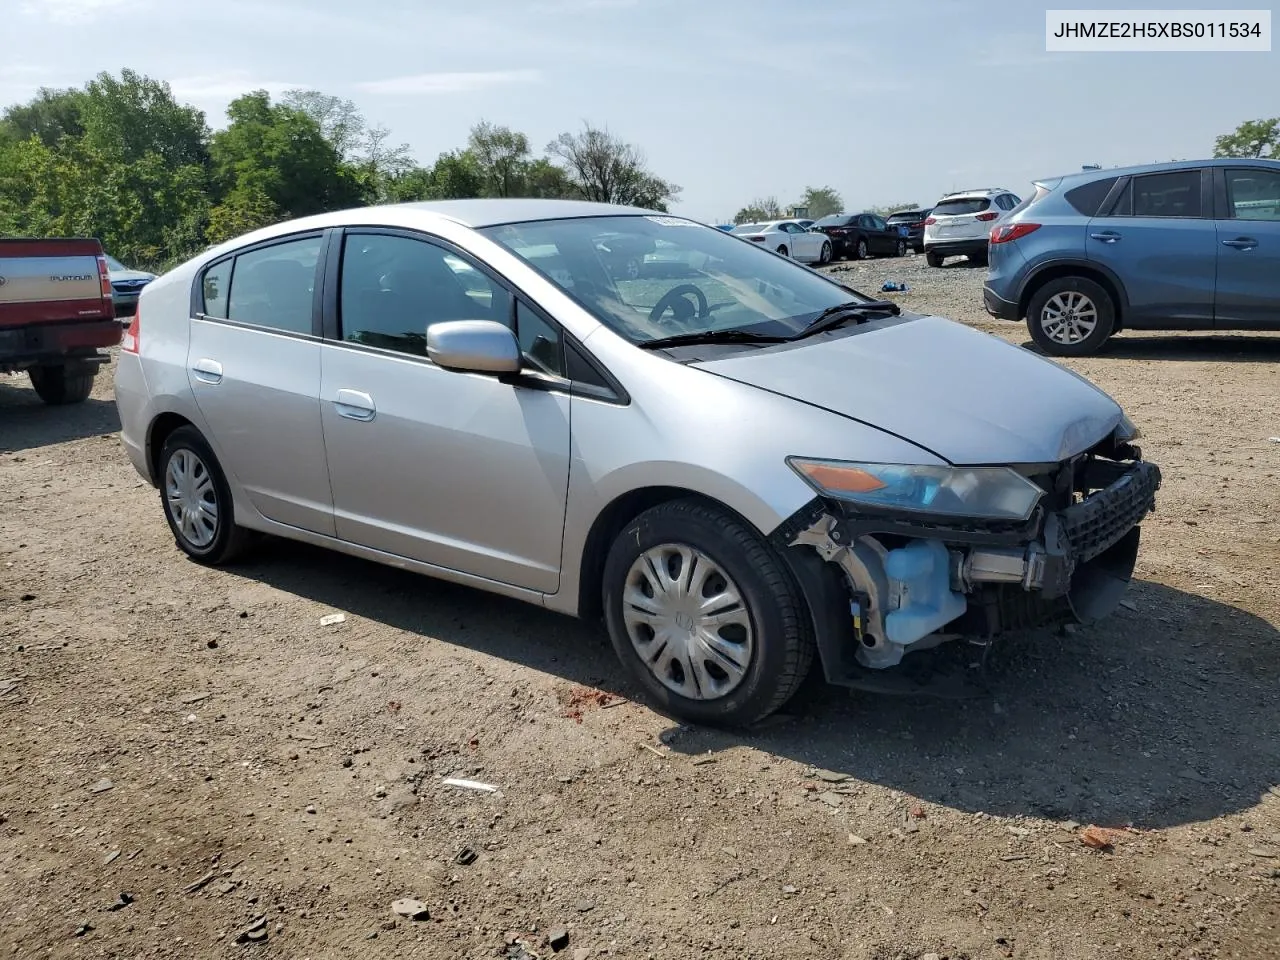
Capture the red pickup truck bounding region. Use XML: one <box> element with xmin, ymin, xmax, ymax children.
<box><xmin>0</xmin><ymin>238</ymin><xmax>122</xmax><ymax>405</ymax></box>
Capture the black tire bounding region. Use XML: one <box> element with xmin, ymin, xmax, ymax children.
<box><xmin>1025</xmin><ymin>276</ymin><xmax>1116</xmax><ymax>357</ymax></box>
<box><xmin>854</xmin><ymin>238</ymin><xmax>869</xmax><ymax>260</ymax></box>
<box><xmin>912</xmin><ymin>244</ymin><xmax>924</xmax><ymax>254</ymax></box>
<box><xmin>925</xmin><ymin>250</ymin><xmax>944</xmax><ymax>268</ymax></box>
<box><xmin>28</xmin><ymin>364</ymin><xmax>95</xmax><ymax>405</ymax></box>
<box><xmin>158</xmin><ymin>425</ymin><xmax>253</xmax><ymax>565</ymax></box>
<box><xmin>601</xmin><ymin>498</ymin><xmax>815</xmax><ymax>727</ymax></box>
<box><xmin>818</xmin><ymin>241</ymin><xmax>832</xmax><ymax>265</ymax></box>
<box><xmin>969</xmin><ymin>251</ymin><xmax>989</xmax><ymax>267</ymax></box>
<box><xmin>776</xmin><ymin>245</ymin><xmax>789</xmax><ymax>257</ymax></box>
<box><xmin>895</xmin><ymin>239</ymin><xmax>907</xmax><ymax>257</ymax></box>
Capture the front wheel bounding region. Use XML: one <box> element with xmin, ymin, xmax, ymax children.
<box><xmin>601</xmin><ymin>499</ymin><xmax>814</xmax><ymax>727</ymax></box>
<box><xmin>1026</xmin><ymin>276</ymin><xmax>1116</xmax><ymax>357</ymax></box>
<box><xmin>29</xmin><ymin>364</ymin><xmax>95</xmax><ymax>405</ymax></box>
<box><xmin>895</xmin><ymin>239</ymin><xmax>907</xmax><ymax>257</ymax></box>
<box><xmin>159</xmin><ymin>426</ymin><xmax>253</xmax><ymax>565</ymax></box>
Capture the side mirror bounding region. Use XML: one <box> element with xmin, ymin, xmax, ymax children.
<box><xmin>426</xmin><ymin>320</ymin><xmax>521</xmax><ymax>375</ymax></box>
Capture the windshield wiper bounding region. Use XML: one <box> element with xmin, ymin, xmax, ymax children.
<box><xmin>792</xmin><ymin>299</ymin><xmax>901</xmax><ymax>339</ymax></box>
<box><xmin>638</xmin><ymin>329</ymin><xmax>791</xmax><ymax>350</ymax></box>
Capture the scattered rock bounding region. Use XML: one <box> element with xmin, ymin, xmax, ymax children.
<box><xmin>206</xmin><ymin>638</ymin><xmax>218</xmax><ymax>649</ymax></box>
<box><xmin>782</xmin><ymin>885</ymin><xmax>798</xmax><ymax>896</ymax></box>
<box><xmin>391</xmin><ymin>898</ymin><xmax>430</xmax><ymax>921</ymax></box>
<box><xmin>233</xmin><ymin>914</ymin><xmax>268</xmax><ymax>944</ymax></box>
<box><xmin>1079</xmin><ymin>826</ymin><xmax>1124</xmax><ymax>851</ymax></box>
<box><xmin>383</xmin><ymin>788</ymin><xmax>418</xmax><ymax>816</ymax></box>
<box><xmin>909</xmin><ymin>805</ymin><xmax>926</xmax><ymax>819</ymax></box>
<box><xmin>380</xmin><ymin>920</ymin><xmax>397</xmax><ymax>931</ymax></box>
<box><xmin>104</xmin><ymin>892</ymin><xmax>133</xmax><ymax>911</ymax></box>
<box><xmin>183</xmin><ymin>870</ymin><xmax>217</xmax><ymax>894</ymax></box>
<box><xmin>573</xmin><ymin>949</ymin><xmax>592</xmax><ymax>960</ymax></box>
<box><xmin>1178</xmin><ymin>768</ymin><xmax>1214</xmax><ymax>785</ymax></box>
<box><xmin>342</xmin><ymin>757</ymin><xmax>353</xmax><ymax>768</ymax></box>
<box><xmin>548</xmin><ymin>926</ymin><xmax>570</xmax><ymax>951</ymax></box>
<box><xmin>575</xmin><ymin>898</ymin><xmax>596</xmax><ymax>912</ymax></box>
<box><xmin>305</xmin><ymin>804</ymin><xmax>316</xmax><ymax>815</ymax></box>
<box><xmin>319</xmin><ymin>613</ymin><xmax>346</xmax><ymax>626</ymax></box>
<box><xmin>1008</xmin><ymin>826</ymin><xmax>1030</xmax><ymax>837</ymax></box>
<box><xmin>847</xmin><ymin>833</ymin><xmax>867</xmax><ymax>846</ymax></box>
<box><xmin>89</xmin><ymin>779</ymin><xmax>114</xmax><ymax>794</ymax></box>
<box><xmin>1249</xmin><ymin>849</ymin><xmax>1277</xmax><ymax>858</ymax></box>
<box><xmin>104</xmin><ymin>850</ymin><xmax>121</xmax><ymax>865</ymax></box>
<box><xmin>815</xmin><ymin>769</ymin><xmax>849</xmax><ymax>783</ymax></box>
<box><xmin>817</xmin><ymin>791</ymin><xmax>842</xmax><ymax>808</ymax></box>
<box><xmin>1119</xmin><ymin>599</ymin><xmax>1138</xmax><ymax>612</ymax></box>
<box><xmin>1061</xmin><ymin>820</ymin><xmax>1081</xmax><ymax>832</ymax></box>
<box><xmin>73</xmin><ymin>923</ymin><xmax>93</xmax><ymax>937</ymax></box>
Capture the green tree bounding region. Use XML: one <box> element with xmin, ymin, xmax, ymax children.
<box><xmin>0</xmin><ymin>87</ymin><xmax>86</xmax><ymax>146</ymax></box>
<box><xmin>80</xmin><ymin>69</ymin><xmax>209</xmax><ymax>167</ymax></box>
<box><xmin>468</xmin><ymin>121</ymin><xmax>533</xmax><ymax>197</ymax></box>
<box><xmin>426</xmin><ymin>149</ymin><xmax>485</xmax><ymax>199</ymax></box>
<box><xmin>546</xmin><ymin>123</ymin><xmax>679</xmax><ymax>210</ymax></box>
<box><xmin>524</xmin><ymin>157</ymin><xmax>577</xmax><ymax>199</ymax></box>
<box><xmin>734</xmin><ymin>197</ymin><xmax>781</xmax><ymax>223</ymax></box>
<box><xmin>1213</xmin><ymin>118</ymin><xmax>1279</xmax><ymax>158</ymax></box>
<box><xmin>210</xmin><ymin>91</ymin><xmax>362</xmax><ymax>227</ymax></box>
<box><xmin>800</xmin><ymin>186</ymin><xmax>842</xmax><ymax>218</ymax></box>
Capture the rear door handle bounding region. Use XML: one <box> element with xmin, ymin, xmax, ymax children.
<box><xmin>1221</xmin><ymin>237</ymin><xmax>1258</xmax><ymax>250</ymax></box>
<box><xmin>334</xmin><ymin>389</ymin><xmax>376</xmax><ymax>422</ymax></box>
<box><xmin>1089</xmin><ymin>231</ymin><xmax>1121</xmax><ymax>243</ymax></box>
<box><xmin>191</xmin><ymin>358</ymin><xmax>223</xmax><ymax>384</ymax></box>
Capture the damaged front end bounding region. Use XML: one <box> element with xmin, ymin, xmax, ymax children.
<box><xmin>771</xmin><ymin>427</ymin><xmax>1161</xmax><ymax>682</ymax></box>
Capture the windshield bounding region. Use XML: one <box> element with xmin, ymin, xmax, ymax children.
<box><xmin>478</xmin><ymin>215</ymin><xmax>873</xmax><ymax>345</ymax></box>
<box><xmin>104</xmin><ymin>255</ymin><xmax>126</xmax><ymax>271</ymax></box>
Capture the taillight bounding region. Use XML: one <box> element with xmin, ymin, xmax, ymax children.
<box><xmin>96</xmin><ymin>255</ymin><xmax>112</xmax><ymax>301</ymax></box>
<box><xmin>748</xmin><ymin>236</ymin><xmax>766</xmax><ymax>242</ymax></box>
<box><xmin>923</xmin><ymin>217</ymin><xmax>936</xmax><ymax>226</ymax></box>
<box><xmin>990</xmin><ymin>222</ymin><xmax>1041</xmax><ymax>244</ymax></box>
<box><xmin>121</xmin><ymin>304</ymin><xmax>140</xmax><ymax>353</ymax></box>
<box><xmin>975</xmin><ymin>211</ymin><xmax>999</xmax><ymax>222</ymax></box>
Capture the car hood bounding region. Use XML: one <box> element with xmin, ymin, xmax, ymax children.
<box><xmin>691</xmin><ymin>314</ymin><xmax>1123</xmax><ymax>464</ymax></box>
<box><xmin>110</xmin><ymin>269</ymin><xmax>155</xmax><ymax>283</ymax></box>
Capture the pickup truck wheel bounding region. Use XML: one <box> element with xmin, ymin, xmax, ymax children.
<box><xmin>1026</xmin><ymin>276</ymin><xmax>1116</xmax><ymax>357</ymax></box>
<box><xmin>601</xmin><ymin>498</ymin><xmax>814</xmax><ymax>727</ymax></box>
<box><xmin>158</xmin><ymin>426</ymin><xmax>252</xmax><ymax>565</ymax></box>
<box><xmin>28</xmin><ymin>364</ymin><xmax>94</xmax><ymax>405</ymax></box>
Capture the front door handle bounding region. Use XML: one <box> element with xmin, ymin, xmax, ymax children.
<box><xmin>1221</xmin><ymin>237</ymin><xmax>1258</xmax><ymax>250</ymax></box>
<box><xmin>191</xmin><ymin>358</ymin><xmax>223</xmax><ymax>384</ymax></box>
<box><xmin>334</xmin><ymin>389</ymin><xmax>376</xmax><ymax>422</ymax></box>
<box><xmin>1089</xmin><ymin>231</ymin><xmax>1121</xmax><ymax>243</ymax></box>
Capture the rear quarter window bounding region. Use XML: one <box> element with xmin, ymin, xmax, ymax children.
<box><xmin>1065</xmin><ymin>176</ymin><xmax>1120</xmax><ymax>216</ymax></box>
<box><xmin>201</xmin><ymin>260</ymin><xmax>231</xmax><ymax>318</ymax></box>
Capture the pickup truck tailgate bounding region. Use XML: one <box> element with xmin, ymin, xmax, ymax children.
<box><xmin>0</xmin><ymin>239</ymin><xmax>111</xmax><ymax>327</ymax></box>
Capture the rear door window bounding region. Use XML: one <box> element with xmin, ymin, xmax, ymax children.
<box><xmin>225</xmin><ymin>236</ymin><xmax>322</xmax><ymax>334</ymax></box>
<box><xmin>1110</xmin><ymin>170</ymin><xmax>1203</xmax><ymax>218</ymax></box>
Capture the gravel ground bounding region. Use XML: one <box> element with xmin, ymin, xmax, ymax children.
<box><xmin>2</xmin><ymin>255</ymin><xmax>1278</xmax><ymax>960</ymax></box>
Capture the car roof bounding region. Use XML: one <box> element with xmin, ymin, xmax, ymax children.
<box><xmin>937</xmin><ymin>188</ymin><xmax>1009</xmax><ymax>200</ymax></box>
<box><xmin>1037</xmin><ymin>156</ymin><xmax>1280</xmax><ymax>187</ymax></box>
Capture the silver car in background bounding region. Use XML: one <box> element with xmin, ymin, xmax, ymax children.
<box><xmin>114</xmin><ymin>199</ymin><xmax>1161</xmax><ymax>726</ymax></box>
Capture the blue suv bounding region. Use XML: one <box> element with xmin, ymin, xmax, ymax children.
<box><xmin>983</xmin><ymin>159</ymin><xmax>1280</xmax><ymax>356</ymax></box>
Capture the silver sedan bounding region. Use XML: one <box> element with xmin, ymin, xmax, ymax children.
<box><xmin>114</xmin><ymin>199</ymin><xmax>1160</xmax><ymax>725</ymax></box>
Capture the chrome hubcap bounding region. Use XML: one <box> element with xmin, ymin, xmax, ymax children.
<box><xmin>1042</xmin><ymin>291</ymin><xmax>1098</xmax><ymax>344</ymax></box>
<box><xmin>165</xmin><ymin>448</ymin><xmax>218</xmax><ymax>548</ymax></box>
<box><xmin>621</xmin><ymin>544</ymin><xmax>754</xmax><ymax>701</ymax></box>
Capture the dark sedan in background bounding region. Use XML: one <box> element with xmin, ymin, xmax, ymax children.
<box><xmin>811</xmin><ymin>212</ymin><xmax>908</xmax><ymax>260</ymax></box>
<box><xmin>885</xmin><ymin>209</ymin><xmax>932</xmax><ymax>254</ymax></box>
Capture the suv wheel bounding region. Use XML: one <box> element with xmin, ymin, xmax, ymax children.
<box><xmin>1026</xmin><ymin>276</ymin><xmax>1116</xmax><ymax>357</ymax></box>
<box><xmin>159</xmin><ymin>426</ymin><xmax>253</xmax><ymax>565</ymax></box>
<box><xmin>28</xmin><ymin>364</ymin><xmax>95</xmax><ymax>405</ymax></box>
<box><xmin>925</xmin><ymin>250</ymin><xmax>944</xmax><ymax>268</ymax></box>
<box><xmin>601</xmin><ymin>498</ymin><xmax>814</xmax><ymax>727</ymax></box>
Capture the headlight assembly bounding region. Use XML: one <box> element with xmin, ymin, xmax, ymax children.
<box><xmin>787</xmin><ymin>458</ymin><xmax>1044</xmax><ymax>522</ymax></box>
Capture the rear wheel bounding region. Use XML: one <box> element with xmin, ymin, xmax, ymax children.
<box><xmin>776</xmin><ymin>245</ymin><xmax>789</xmax><ymax>257</ymax></box>
<box><xmin>159</xmin><ymin>426</ymin><xmax>253</xmax><ymax>565</ymax></box>
<box><xmin>926</xmin><ymin>250</ymin><xmax>944</xmax><ymax>267</ymax></box>
<box><xmin>1026</xmin><ymin>276</ymin><xmax>1116</xmax><ymax>357</ymax></box>
<box><xmin>28</xmin><ymin>364</ymin><xmax>95</xmax><ymax>405</ymax></box>
<box><xmin>601</xmin><ymin>499</ymin><xmax>814</xmax><ymax>727</ymax></box>
<box><xmin>854</xmin><ymin>238</ymin><xmax>869</xmax><ymax>260</ymax></box>
<box><xmin>818</xmin><ymin>241</ymin><xmax>832</xmax><ymax>264</ymax></box>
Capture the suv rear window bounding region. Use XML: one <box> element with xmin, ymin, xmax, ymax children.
<box><xmin>1065</xmin><ymin>176</ymin><xmax>1120</xmax><ymax>216</ymax></box>
<box><xmin>932</xmin><ymin>198</ymin><xmax>991</xmax><ymax>216</ymax></box>
<box><xmin>812</xmin><ymin>215</ymin><xmax>854</xmax><ymax>227</ymax></box>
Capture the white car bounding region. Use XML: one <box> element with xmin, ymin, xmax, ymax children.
<box><xmin>922</xmin><ymin>188</ymin><xmax>1022</xmax><ymax>268</ymax></box>
<box><xmin>730</xmin><ymin>220</ymin><xmax>832</xmax><ymax>264</ymax></box>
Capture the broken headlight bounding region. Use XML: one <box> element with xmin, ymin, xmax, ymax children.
<box><xmin>787</xmin><ymin>458</ymin><xmax>1043</xmax><ymax>522</ymax></box>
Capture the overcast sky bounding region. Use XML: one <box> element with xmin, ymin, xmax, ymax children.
<box><xmin>3</xmin><ymin>0</ymin><xmax>1276</xmax><ymax>221</ymax></box>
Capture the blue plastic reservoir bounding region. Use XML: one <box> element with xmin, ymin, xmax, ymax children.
<box><xmin>882</xmin><ymin>540</ymin><xmax>966</xmax><ymax>647</ymax></box>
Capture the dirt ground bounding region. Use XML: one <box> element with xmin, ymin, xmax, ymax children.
<box><xmin>2</xmin><ymin>256</ymin><xmax>1278</xmax><ymax>960</ymax></box>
